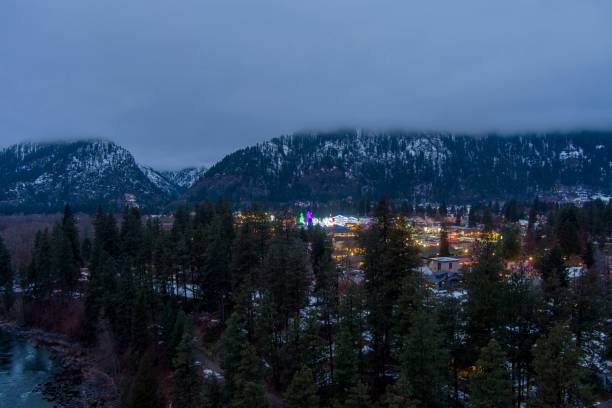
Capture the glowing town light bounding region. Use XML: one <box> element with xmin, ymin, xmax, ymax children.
<box><xmin>306</xmin><ymin>209</ymin><xmax>313</xmax><ymax>225</ymax></box>
<box><xmin>298</xmin><ymin>212</ymin><xmax>305</xmax><ymax>225</ymax></box>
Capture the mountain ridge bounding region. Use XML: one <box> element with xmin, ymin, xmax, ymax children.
<box><xmin>185</xmin><ymin>129</ymin><xmax>612</xmax><ymax>206</ymax></box>
<box><xmin>0</xmin><ymin>140</ymin><xmax>204</xmax><ymax>213</ymax></box>
<box><xmin>2</xmin><ymin>131</ymin><xmax>611</xmax><ymax>213</ymax></box>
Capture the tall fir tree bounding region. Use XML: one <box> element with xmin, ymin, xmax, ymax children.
<box><xmin>220</xmin><ymin>310</ymin><xmax>249</xmax><ymax>397</ymax></box>
<box><xmin>399</xmin><ymin>304</ymin><xmax>449</xmax><ymax>407</ymax></box>
<box><xmin>500</xmin><ymin>270</ymin><xmax>540</xmax><ymax>406</ymax></box>
<box><xmin>128</xmin><ymin>351</ymin><xmax>161</xmax><ymax>408</ymax></box>
<box><xmin>341</xmin><ymin>381</ymin><xmax>371</xmax><ymax>408</ymax></box>
<box><xmin>465</xmin><ymin>242</ymin><xmax>505</xmax><ymax>355</ymax></box>
<box><xmin>334</xmin><ymin>283</ymin><xmax>365</xmax><ymax>403</ymax></box>
<box><xmin>383</xmin><ymin>375</ymin><xmax>417</xmax><ymax>408</ymax></box>
<box><xmin>538</xmin><ymin>246</ymin><xmax>569</xmax><ymax>327</ymax></box>
<box><xmin>284</xmin><ymin>367</ymin><xmax>319</xmax><ymax>408</ymax></box>
<box><xmin>231</xmin><ymin>343</ymin><xmax>269</xmax><ymax>408</ymax></box>
<box><xmin>0</xmin><ymin>235</ymin><xmax>14</xmax><ymax>310</ymax></box>
<box><xmin>361</xmin><ymin>198</ymin><xmax>420</xmax><ymax>394</ymax></box>
<box><xmin>555</xmin><ymin>205</ymin><xmax>582</xmax><ymax>257</ymax></box>
<box><xmin>481</xmin><ymin>208</ymin><xmax>494</xmax><ymax>232</ymax></box>
<box><xmin>532</xmin><ymin>324</ymin><xmax>593</xmax><ymax>407</ymax></box>
<box><xmin>438</xmin><ymin>224</ymin><xmax>450</xmax><ymax>257</ymax></box>
<box><xmin>62</xmin><ymin>204</ymin><xmax>81</xmax><ymax>263</ymax></box>
<box><xmin>202</xmin><ymin>376</ymin><xmax>223</xmax><ymax>408</ymax></box>
<box><xmin>500</xmin><ymin>225</ymin><xmax>521</xmax><ymax>261</ymax></box>
<box><xmin>51</xmin><ymin>222</ymin><xmax>80</xmax><ymax>295</ymax></box>
<box><xmin>170</xmin><ymin>325</ymin><xmax>202</xmax><ymax>408</ymax></box>
<box><xmin>469</xmin><ymin>339</ymin><xmax>512</xmax><ymax>408</ymax></box>
<box><xmin>129</xmin><ymin>291</ymin><xmax>150</xmax><ymax>362</ymax></box>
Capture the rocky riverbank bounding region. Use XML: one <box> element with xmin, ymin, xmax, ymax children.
<box><xmin>0</xmin><ymin>321</ymin><xmax>119</xmax><ymax>408</ymax></box>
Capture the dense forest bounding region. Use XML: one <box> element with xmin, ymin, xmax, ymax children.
<box><xmin>0</xmin><ymin>198</ymin><xmax>611</xmax><ymax>407</ymax></box>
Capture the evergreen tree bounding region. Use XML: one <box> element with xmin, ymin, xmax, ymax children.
<box><xmin>399</xmin><ymin>305</ymin><xmax>449</xmax><ymax>407</ymax></box>
<box><xmin>538</xmin><ymin>246</ymin><xmax>569</xmax><ymax>326</ymax></box>
<box><xmin>298</xmin><ymin>309</ymin><xmax>326</xmax><ymax>386</ymax></box>
<box><xmin>229</xmin><ymin>205</ymin><xmax>270</xmax><ymax>330</ymax></box>
<box><xmin>284</xmin><ymin>367</ymin><xmax>319</xmax><ymax>408</ymax></box>
<box><xmin>438</xmin><ymin>224</ymin><xmax>450</xmax><ymax>257</ymax></box>
<box><xmin>129</xmin><ymin>352</ymin><xmax>160</xmax><ymax>408</ymax></box>
<box><xmin>0</xmin><ymin>235</ymin><xmax>14</xmax><ymax>310</ymax></box>
<box><xmin>469</xmin><ymin>339</ymin><xmax>512</xmax><ymax>408</ymax></box>
<box><xmin>231</xmin><ymin>381</ymin><xmax>269</xmax><ymax>408</ymax></box>
<box><xmin>110</xmin><ymin>270</ymin><xmax>136</xmax><ymax>350</ymax></box>
<box><xmin>439</xmin><ymin>201</ymin><xmax>448</xmax><ymax>216</ymax></box>
<box><xmin>437</xmin><ymin>293</ymin><xmax>468</xmax><ymax>406</ymax></box>
<box><xmin>36</xmin><ymin>230</ymin><xmax>54</xmax><ymax>296</ymax></box>
<box><xmin>168</xmin><ymin>310</ymin><xmax>187</xmax><ymax>360</ymax></box>
<box><xmin>582</xmin><ymin>241</ymin><xmax>595</xmax><ymax>268</ymax></box>
<box><xmin>481</xmin><ymin>208</ymin><xmax>494</xmax><ymax>232</ymax></box>
<box><xmin>119</xmin><ymin>206</ymin><xmax>143</xmax><ymax>273</ymax></box>
<box><xmin>525</xmin><ymin>205</ymin><xmax>538</xmax><ymax>255</ymax></box>
<box><xmin>465</xmin><ymin>242</ymin><xmax>504</xmax><ymax>355</ymax></box>
<box><xmin>170</xmin><ymin>325</ymin><xmax>202</xmax><ymax>408</ymax></box>
<box><xmin>91</xmin><ymin>208</ymin><xmax>119</xmax><ymax>272</ymax></box>
<box><xmin>160</xmin><ymin>299</ymin><xmax>178</xmax><ymax>348</ymax></box>
<box><xmin>503</xmin><ymin>199</ymin><xmax>521</xmax><ymax>223</ymax></box>
<box><xmin>62</xmin><ymin>204</ymin><xmax>81</xmax><ymax>263</ymax></box>
<box><xmin>129</xmin><ymin>291</ymin><xmax>149</xmax><ymax>362</ymax></box>
<box><xmin>468</xmin><ymin>205</ymin><xmax>478</xmax><ymax>228</ymax></box>
<box><xmin>341</xmin><ymin>381</ymin><xmax>370</xmax><ymax>408</ymax></box>
<box><xmin>202</xmin><ymin>207</ymin><xmax>234</xmax><ymax>317</ymax></box>
<box><xmin>334</xmin><ymin>283</ymin><xmax>365</xmax><ymax>402</ymax></box>
<box><xmin>258</xmin><ymin>223</ymin><xmax>311</xmax><ymax>388</ymax></box>
<box><xmin>555</xmin><ymin>205</ymin><xmax>582</xmax><ymax>257</ymax></box>
<box><xmin>231</xmin><ymin>343</ymin><xmax>269</xmax><ymax>408</ymax></box>
<box><xmin>51</xmin><ymin>222</ymin><xmax>80</xmax><ymax>294</ymax></box>
<box><xmin>571</xmin><ymin>268</ymin><xmax>604</xmax><ymax>348</ymax></box>
<box><xmin>362</xmin><ymin>198</ymin><xmax>420</xmax><ymax>394</ymax></box>
<box><xmin>80</xmin><ymin>237</ymin><xmax>92</xmax><ymax>266</ymax></box>
<box><xmin>500</xmin><ymin>225</ymin><xmax>521</xmax><ymax>261</ymax></box>
<box><xmin>532</xmin><ymin>324</ymin><xmax>593</xmax><ymax>407</ymax></box>
<box><xmin>528</xmin><ymin>204</ymin><xmax>537</xmax><ymax>228</ymax></box>
<box><xmin>383</xmin><ymin>375</ymin><xmax>417</xmax><ymax>408</ymax></box>
<box><xmin>83</xmin><ymin>253</ymin><xmax>119</xmax><ymax>344</ymax></box>
<box><xmin>500</xmin><ymin>270</ymin><xmax>540</xmax><ymax>406</ymax></box>
<box><xmin>0</xmin><ymin>236</ymin><xmax>10</xmax><ymax>284</ymax></box>
<box><xmin>202</xmin><ymin>376</ymin><xmax>223</xmax><ymax>408</ymax></box>
<box><xmin>220</xmin><ymin>310</ymin><xmax>249</xmax><ymax>397</ymax></box>
<box><xmin>308</xmin><ymin>225</ymin><xmax>338</xmax><ymax>383</ymax></box>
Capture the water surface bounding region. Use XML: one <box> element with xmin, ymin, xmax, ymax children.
<box><xmin>0</xmin><ymin>329</ymin><xmax>54</xmax><ymax>407</ymax></box>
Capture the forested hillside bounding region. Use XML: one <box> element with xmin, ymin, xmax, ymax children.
<box><xmin>187</xmin><ymin>130</ymin><xmax>612</xmax><ymax>205</ymax></box>
<box><xmin>1</xmin><ymin>199</ymin><xmax>610</xmax><ymax>407</ymax></box>
<box><xmin>0</xmin><ymin>140</ymin><xmax>203</xmax><ymax>213</ymax></box>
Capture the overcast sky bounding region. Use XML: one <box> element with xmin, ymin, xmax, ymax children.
<box><xmin>1</xmin><ymin>0</ymin><xmax>611</xmax><ymax>169</ymax></box>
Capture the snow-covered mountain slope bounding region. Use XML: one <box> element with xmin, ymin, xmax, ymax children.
<box><xmin>0</xmin><ymin>140</ymin><xmax>177</xmax><ymax>213</ymax></box>
<box><xmin>161</xmin><ymin>167</ymin><xmax>207</xmax><ymax>190</ymax></box>
<box><xmin>138</xmin><ymin>166</ymin><xmax>207</xmax><ymax>197</ymax></box>
<box><xmin>185</xmin><ymin>130</ymin><xmax>612</xmax><ymax>205</ymax></box>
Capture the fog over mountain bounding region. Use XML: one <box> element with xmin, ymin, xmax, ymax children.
<box><xmin>1</xmin><ymin>0</ymin><xmax>611</xmax><ymax>168</ymax></box>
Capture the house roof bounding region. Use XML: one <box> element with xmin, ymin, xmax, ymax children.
<box><xmin>566</xmin><ymin>266</ymin><xmax>584</xmax><ymax>279</ymax></box>
<box><xmin>427</xmin><ymin>256</ymin><xmax>460</xmax><ymax>262</ymax></box>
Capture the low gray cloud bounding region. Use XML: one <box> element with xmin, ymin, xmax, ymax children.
<box><xmin>1</xmin><ymin>0</ymin><xmax>611</xmax><ymax>169</ymax></box>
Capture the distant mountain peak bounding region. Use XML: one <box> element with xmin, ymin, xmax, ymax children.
<box><xmin>161</xmin><ymin>167</ymin><xmax>208</xmax><ymax>189</ymax></box>
<box><xmin>0</xmin><ymin>139</ymin><xmax>180</xmax><ymax>213</ymax></box>
<box><xmin>139</xmin><ymin>165</ymin><xmax>207</xmax><ymax>195</ymax></box>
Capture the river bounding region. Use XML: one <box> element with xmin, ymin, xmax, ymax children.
<box><xmin>0</xmin><ymin>329</ymin><xmax>54</xmax><ymax>407</ymax></box>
